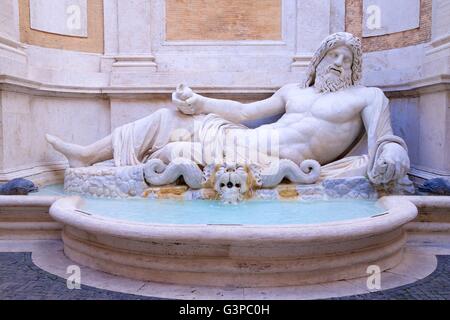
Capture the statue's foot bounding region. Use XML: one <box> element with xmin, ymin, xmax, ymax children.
<box><xmin>45</xmin><ymin>134</ymin><xmax>91</xmax><ymax>168</ymax></box>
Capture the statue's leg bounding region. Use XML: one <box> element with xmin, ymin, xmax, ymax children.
<box><xmin>45</xmin><ymin>133</ymin><xmax>114</xmax><ymax>168</ymax></box>
<box><xmin>46</xmin><ymin>108</ymin><xmax>199</xmax><ymax>168</ymax></box>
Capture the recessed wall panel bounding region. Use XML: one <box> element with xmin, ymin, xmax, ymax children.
<box><xmin>30</xmin><ymin>0</ymin><xmax>88</xmax><ymax>37</ymax></box>
<box><xmin>166</xmin><ymin>0</ymin><xmax>282</xmax><ymax>41</ymax></box>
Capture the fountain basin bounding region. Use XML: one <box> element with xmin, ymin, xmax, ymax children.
<box><xmin>49</xmin><ymin>196</ymin><xmax>417</xmax><ymax>287</ymax></box>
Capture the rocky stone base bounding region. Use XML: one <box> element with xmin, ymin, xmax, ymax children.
<box><xmin>64</xmin><ymin>165</ymin><xmax>415</xmax><ymax>200</ymax></box>
<box><xmin>64</xmin><ymin>165</ymin><xmax>146</xmax><ymax>198</ymax></box>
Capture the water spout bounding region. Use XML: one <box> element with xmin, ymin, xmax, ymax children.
<box><xmin>213</xmin><ymin>163</ymin><xmax>249</xmax><ymax>204</ymax></box>
<box><xmin>218</xmin><ymin>189</ymin><xmax>243</xmax><ymax>205</ymax></box>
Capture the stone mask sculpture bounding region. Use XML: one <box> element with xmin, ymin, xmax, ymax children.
<box><xmin>46</xmin><ymin>32</ymin><xmax>412</xmax><ymax>200</ymax></box>
<box><xmin>213</xmin><ymin>164</ymin><xmax>249</xmax><ymax>204</ymax></box>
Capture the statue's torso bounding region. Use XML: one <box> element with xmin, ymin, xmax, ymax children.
<box><xmin>260</xmin><ymin>86</ymin><xmax>368</xmax><ymax>164</ymax></box>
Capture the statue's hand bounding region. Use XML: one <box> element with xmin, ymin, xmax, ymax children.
<box><xmin>372</xmin><ymin>143</ymin><xmax>410</xmax><ymax>184</ymax></box>
<box><xmin>172</xmin><ymin>84</ymin><xmax>203</xmax><ymax>115</ymax></box>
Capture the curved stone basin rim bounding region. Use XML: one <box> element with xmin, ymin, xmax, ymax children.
<box><xmin>48</xmin><ymin>196</ymin><xmax>418</xmax><ymax>287</ymax></box>
<box><xmin>49</xmin><ymin>196</ymin><xmax>417</xmax><ymax>243</ymax></box>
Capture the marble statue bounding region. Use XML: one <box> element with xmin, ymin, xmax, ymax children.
<box><xmin>143</xmin><ymin>158</ymin><xmax>203</xmax><ymax>189</ymax></box>
<box><xmin>213</xmin><ymin>163</ymin><xmax>252</xmax><ymax>204</ymax></box>
<box><xmin>46</xmin><ymin>32</ymin><xmax>411</xmax><ymax>194</ymax></box>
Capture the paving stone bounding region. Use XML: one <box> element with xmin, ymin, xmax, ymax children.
<box><xmin>331</xmin><ymin>255</ymin><xmax>450</xmax><ymax>300</ymax></box>
<box><xmin>0</xmin><ymin>252</ymin><xmax>449</xmax><ymax>300</ymax></box>
<box><xmin>0</xmin><ymin>252</ymin><xmax>160</xmax><ymax>300</ymax></box>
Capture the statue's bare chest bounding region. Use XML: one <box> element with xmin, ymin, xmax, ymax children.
<box><xmin>285</xmin><ymin>89</ymin><xmax>366</xmax><ymax>123</ymax></box>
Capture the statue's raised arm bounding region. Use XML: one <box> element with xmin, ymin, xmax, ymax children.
<box><xmin>172</xmin><ymin>83</ymin><xmax>286</xmax><ymax>123</ymax></box>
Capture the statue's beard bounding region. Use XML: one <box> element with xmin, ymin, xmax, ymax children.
<box><xmin>314</xmin><ymin>65</ymin><xmax>353</xmax><ymax>93</ymax></box>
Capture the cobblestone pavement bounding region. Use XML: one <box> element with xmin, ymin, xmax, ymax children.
<box><xmin>0</xmin><ymin>252</ymin><xmax>449</xmax><ymax>300</ymax></box>
<box><xmin>0</xmin><ymin>252</ymin><xmax>159</xmax><ymax>300</ymax></box>
<box><xmin>333</xmin><ymin>255</ymin><xmax>450</xmax><ymax>300</ymax></box>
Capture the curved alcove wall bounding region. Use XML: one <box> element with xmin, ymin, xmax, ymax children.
<box><xmin>0</xmin><ymin>0</ymin><xmax>449</xmax><ymax>184</ymax></box>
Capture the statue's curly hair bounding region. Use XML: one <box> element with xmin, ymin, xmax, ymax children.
<box><xmin>303</xmin><ymin>32</ymin><xmax>362</xmax><ymax>88</ymax></box>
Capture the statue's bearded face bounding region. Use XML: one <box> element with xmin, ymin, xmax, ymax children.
<box><xmin>314</xmin><ymin>45</ymin><xmax>353</xmax><ymax>93</ymax></box>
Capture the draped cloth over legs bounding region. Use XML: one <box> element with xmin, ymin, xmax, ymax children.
<box><xmin>111</xmin><ymin>110</ymin><xmax>202</xmax><ymax>166</ymax></box>
<box><xmin>111</xmin><ymin>112</ymin><xmax>246</xmax><ymax>167</ymax></box>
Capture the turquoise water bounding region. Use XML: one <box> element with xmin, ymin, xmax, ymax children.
<box><xmin>37</xmin><ymin>184</ymin><xmax>385</xmax><ymax>225</ymax></box>
<box><xmin>35</xmin><ymin>184</ymin><xmax>67</xmax><ymax>196</ymax></box>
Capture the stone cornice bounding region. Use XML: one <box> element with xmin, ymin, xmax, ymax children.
<box><xmin>0</xmin><ymin>161</ymin><xmax>67</xmax><ymax>182</ymax></box>
<box><xmin>410</xmin><ymin>166</ymin><xmax>450</xmax><ymax>180</ymax></box>
<box><xmin>0</xmin><ymin>74</ymin><xmax>280</xmax><ymax>98</ymax></box>
<box><xmin>0</xmin><ymin>34</ymin><xmax>26</xmax><ymax>56</ymax></box>
<box><xmin>429</xmin><ymin>34</ymin><xmax>450</xmax><ymax>48</ymax></box>
<box><xmin>425</xmin><ymin>34</ymin><xmax>450</xmax><ymax>56</ymax></box>
<box><xmin>0</xmin><ymin>74</ymin><xmax>104</xmax><ymax>98</ymax></box>
<box><xmin>0</xmin><ymin>73</ymin><xmax>449</xmax><ymax>98</ymax></box>
<box><xmin>380</xmin><ymin>74</ymin><xmax>450</xmax><ymax>96</ymax></box>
